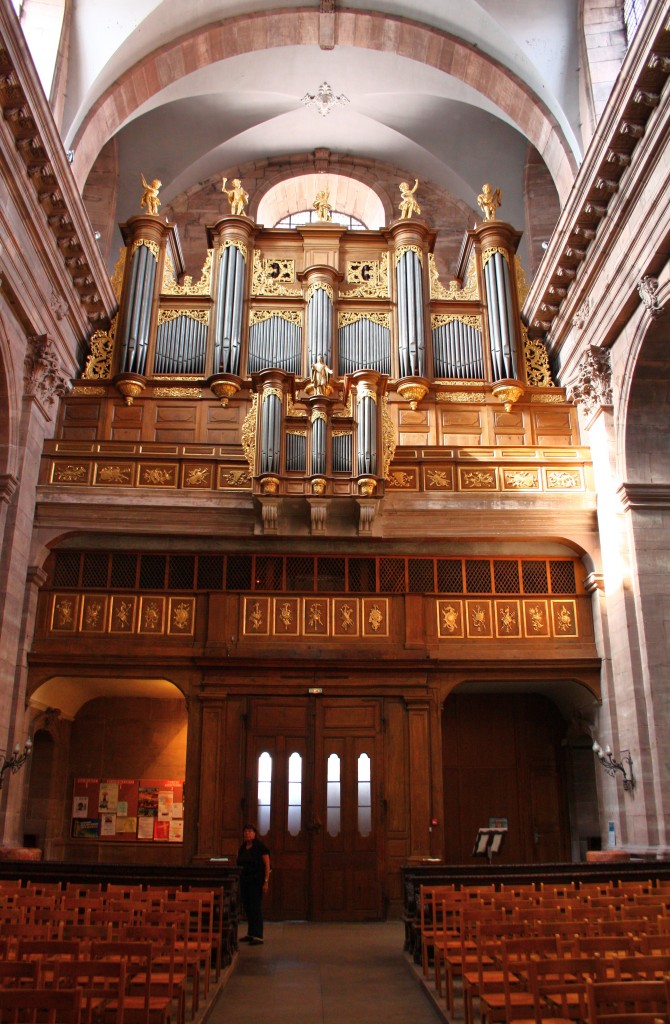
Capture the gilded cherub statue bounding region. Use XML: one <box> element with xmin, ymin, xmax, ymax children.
<box><xmin>313</xmin><ymin>189</ymin><xmax>332</xmax><ymax>222</ymax></box>
<box><xmin>306</xmin><ymin>355</ymin><xmax>334</xmax><ymax>396</ymax></box>
<box><xmin>140</xmin><ymin>174</ymin><xmax>162</xmax><ymax>216</ymax></box>
<box><xmin>399</xmin><ymin>178</ymin><xmax>420</xmax><ymax>219</ymax></box>
<box><xmin>222</xmin><ymin>177</ymin><xmax>249</xmax><ymax>216</ymax></box>
<box><xmin>477</xmin><ymin>182</ymin><xmax>502</xmax><ymax>221</ymax></box>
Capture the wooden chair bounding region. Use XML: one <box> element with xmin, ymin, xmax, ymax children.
<box><xmin>90</xmin><ymin>942</ymin><xmax>171</xmax><ymax>1024</ymax></box>
<box><xmin>610</xmin><ymin>953</ymin><xmax>670</xmax><ymax>981</ymax></box>
<box><xmin>16</xmin><ymin>940</ymin><xmax>81</xmax><ymax>984</ymax></box>
<box><xmin>144</xmin><ymin>908</ymin><xmax>200</xmax><ymax>1017</ymax></box>
<box><xmin>0</xmin><ymin>986</ymin><xmax>82</xmax><ymax>1024</ymax></box>
<box><xmin>123</xmin><ymin>926</ymin><xmax>185</xmax><ymax>1024</ymax></box>
<box><xmin>512</xmin><ymin>955</ymin><xmax>608</xmax><ymax>1024</ymax></box>
<box><xmin>173</xmin><ymin>895</ymin><xmax>212</xmax><ymax>1005</ymax></box>
<box><xmin>0</xmin><ymin>962</ymin><xmax>43</xmax><ymax>990</ymax></box>
<box><xmin>585</xmin><ymin>977</ymin><xmax>670</xmax><ymax>1024</ymax></box>
<box><xmin>54</xmin><ymin>960</ymin><xmax>127</xmax><ymax>1024</ymax></box>
<box><xmin>568</xmin><ymin>933</ymin><xmax>637</xmax><ymax>961</ymax></box>
<box><xmin>462</xmin><ymin>924</ymin><xmax>537</xmax><ymax>1024</ymax></box>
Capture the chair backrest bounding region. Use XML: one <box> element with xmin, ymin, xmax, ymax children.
<box><xmin>610</xmin><ymin>953</ymin><xmax>670</xmax><ymax>980</ymax></box>
<box><xmin>528</xmin><ymin>955</ymin><xmax>608</xmax><ymax>1024</ymax></box>
<box><xmin>585</xmin><ymin>977</ymin><xmax>669</xmax><ymax>1024</ymax></box>
<box><xmin>54</xmin><ymin>960</ymin><xmax>126</xmax><ymax>1024</ymax></box>
<box><xmin>16</xmin><ymin>940</ymin><xmax>80</xmax><ymax>963</ymax></box>
<box><xmin>90</xmin><ymin>941</ymin><xmax>152</xmax><ymax>1024</ymax></box>
<box><xmin>0</xmin><ymin>961</ymin><xmax>42</xmax><ymax>989</ymax></box>
<box><xmin>0</xmin><ymin>986</ymin><xmax>82</xmax><ymax>1024</ymax></box>
<box><xmin>573</xmin><ymin>933</ymin><xmax>637</xmax><ymax>958</ymax></box>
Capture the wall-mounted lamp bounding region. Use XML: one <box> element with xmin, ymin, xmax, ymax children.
<box><xmin>592</xmin><ymin>740</ymin><xmax>634</xmax><ymax>791</ymax></box>
<box><xmin>0</xmin><ymin>739</ymin><xmax>32</xmax><ymax>790</ymax></box>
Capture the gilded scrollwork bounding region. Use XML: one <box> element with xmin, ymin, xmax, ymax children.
<box><xmin>431</xmin><ymin>313</ymin><xmax>482</xmax><ymax>331</ymax></box>
<box><xmin>162</xmin><ymin>249</ymin><xmax>213</xmax><ymax>295</ymax></box>
<box><xmin>287</xmin><ymin>395</ymin><xmax>308</xmax><ymax>418</ymax></box>
<box><xmin>435</xmin><ymin>390</ymin><xmax>486</xmax><ymax>403</ymax></box>
<box><xmin>218</xmin><ymin>239</ymin><xmax>248</xmax><ymax>261</ymax></box>
<box><xmin>157</xmin><ymin>308</ymin><xmax>210</xmax><ymax>326</ymax></box>
<box><xmin>110</xmin><ymin>248</ymin><xmax>126</xmax><ymax>301</ymax></box>
<box><xmin>394</xmin><ymin>243</ymin><xmax>423</xmax><ymax>266</ymax></box>
<box><xmin>343</xmin><ymin>253</ymin><xmax>390</xmax><ymax>298</ymax></box>
<box><xmin>251</xmin><ymin>251</ymin><xmax>301</xmax><ymax>296</ymax></box>
<box><xmin>306</xmin><ymin>282</ymin><xmax>334</xmax><ymax>303</ymax></box>
<box><xmin>241</xmin><ymin>393</ymin><xmax>259</xmax><ymax>472</ymax></box>
<box><xmin>83</xmin><ymin>315</ymin><xmax>117</xmax><ymax>380</ymax></box>
<box><xmin>338</xmin><ymin>311</ymin><xmax>391</xmax><ymax>329</ymax></box>
<box><xmin>333</xmin><ymin>391</ymin><xmax>353</xmax><ymax>419</ymax></box>
<box><xmin>131</xmin><ymin>239</ymin><xmax>160</xmax><ymax>261</ymax></box>
<box><xmin>382</xmin><ymin>395</ymin><xmax>397</xmax><ymax>479</ymax></box>
<box><xmin>515</xmin><ymin>256</ymin><xmax>529</xmax><ymax>306</ymax></box>
<box><xmin>524</xmin><ymin>326</ymin><xmax>554</xmax><ymax>388</ymax></box>
<box><xmin>249</xmin><ymin>309</ymin><xmax>302</xmax><ymax>328</ymax></box>
<box><xmin>429</xmin><ymin>251</ymin><xmax>479</xmax><ymax>301</ymax></box>
<box><xmin>153</xmin><ymin>388</ymin><xmax>202</xmax><ymax>398</ymax></box>
<box><xmin>481</xmin><ymin>246</ymin><xmax>509</xmax><ymax>268</ymax></box>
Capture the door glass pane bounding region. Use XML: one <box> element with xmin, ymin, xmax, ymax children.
<box><xmin>358</xmin><ymin>752</ymin><xmax>372</xmax><ymax>836</ymax></box>
<box><xmin>287</xmin><ymin>751</ymin><xmax>302</xmax><ymax>836</ymax></box>
<box><xmin>257</xmin><ymin>751</ymin><xmax>272</xmax><ymax>836</ymax></box>
<box><xmin>326</xmin><ymin>753</ymin><xmax>341</xmax><ymax>836</ymax></box>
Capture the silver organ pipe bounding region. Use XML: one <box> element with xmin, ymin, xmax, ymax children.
<box><xmin>310</xmin><ymin>414</ymin><xmax>326</xmax><ymax>476</ymax></box>
<box><xmin>308</xmin><ymin>288</ymin><xmax>333</xmax><ymax>367</ymax></box>
<box><xmin>119</xmin><ymin>243</ymin><xmax>157</xmax><ymax>374</ymax></box>
<box><xmin>285</xmin><ymin>433</ymin><xmax>306</xmax><ymax>472</ymax></box>
<box><xmin>337</xmin><ymin>319</ymin><xmax>391</xmax><ymax>375</ymax></box>
<box><xmin>396</xmin><ymin>249</ymin><xmax>425</xmax><ymax>377</ymax></box>
<box><xmin>484</xmin><ymin>251</ymin><xmax>517</xmax><ymax>380</ymax></box>
<box><xmin>432</xmin><ymin>320</ymin><xmax>484</xmax><ymax>378</ymax></box>
<box><xmin>332</xmin><ymin>434</ymin><xmax>352</xmax><ymax>474</ymax></box>
<box><xmin>356</xmin><ymin>392</ymin><xmax>377</xmax><ymax>476</ymax></box>
<box><xmin>155</xmin><ymin>315</ymin><xmax>208</xmax><ymax>374</ymax></box>
<box><xmin>260</xmin><ymin>392</ymin><xmax>282</xmax><ymax>474</ymax></box>
<box><xmin>248</xmin><ymin>317</ymin><xmax>302</xmax><ymax>375</ymax></box>
<box><xmin>214</xmin><ymin>244</ymin><xmax>245</xmax><ymax>374</ymax></box>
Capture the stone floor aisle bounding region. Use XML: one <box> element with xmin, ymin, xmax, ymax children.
<box><xmin>208</xmin><ymin>921</ymin><xmax>444</xmax><ymax>1024</ymax></box>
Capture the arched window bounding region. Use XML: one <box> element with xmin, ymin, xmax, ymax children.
<box><xmin>623</xmin><ymin>0</ymin><xmax>647</xmax><ymax>43</ymax></box>
<box><xmin>257</xmin><ymin>174</ymin><xmax>385</xmax><ymax>230</ymax></box>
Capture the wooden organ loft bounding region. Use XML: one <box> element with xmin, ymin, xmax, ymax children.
<box><xmin>32</xmin><ymin>195</ymin><xmax>599</xmax><ymax>902</ymax></box>
<box><xmin>49</xmin><ymin>201</ymin><xmax>580</xmax><ymax>537</ymax></box>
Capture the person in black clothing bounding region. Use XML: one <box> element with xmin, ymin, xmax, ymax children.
<box><xmin>237</xmin><ymin>823</ymin><xmax>271</xmax><ymax>945</ymax></box>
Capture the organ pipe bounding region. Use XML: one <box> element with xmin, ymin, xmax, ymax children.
<box><xmin>214</xmin><ymin>244</ymin><xmax>245</xmax><ymax>374</ymax></box>
<box><xmin>432</xmin><ymin>321</ymin><xmax>484</xmax><ymax>379</ymax></box>
<box><xmin>248</xmin><ymin>318</ymin><xmax>302</xmax><ymax>375</ymax></box>
<box><xmin>337</xmin><ymin>320</ymin><xmax>391</xmax><ymax>375</ymax></box>
<box><xmin>310</xmin><ymin>413</ymin><xmax>326</xmax><ymax>476</ymax></box>
<box><xmin>308</xmin><ymin>287</ymin><xmax>333</xmax><ymax>368</ymax></box>
<box><xmin>484</xmin><ymin>251</ymin><xmax>517</xmax><ymax>381</ymax></box>
<box><xmin>260</xmin><ymin>391</ymin><xmax>282</xmax><ymax>474</ymax></box>
<box><xmin>118</xmin><ymin>243</ymin><xmax>157</xmax><ymax>374</ymax></box>
<box><xmin>396</xmin><ymin>249</ymin><xmax>425</xmax><ymax>377</ymax></box>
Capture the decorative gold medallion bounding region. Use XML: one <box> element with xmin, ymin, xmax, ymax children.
<box><xmin>437</xmin><ymin>600</ymin><xmax>464</xmax><ymax>638</ymax></box>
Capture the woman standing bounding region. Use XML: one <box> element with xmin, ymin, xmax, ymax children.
<box><xmin>236</xmin><ymin>823</ymin><xmax>271</xmax><ymax>945</ymax></box>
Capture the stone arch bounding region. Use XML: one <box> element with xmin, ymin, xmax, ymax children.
<box><xmin>0</xmin><ymin>314</ymin><xmax>19</xmax><ymax>482</ymax></box>
<box><xmin>164</xmin><ymin>150</ymin><xmax>475</xmax><ymax>278</ymax></box>
<box><xmin>72</xmin><ymin>9</ymin><xmax>578</xmax><ymax>204</ymax></box>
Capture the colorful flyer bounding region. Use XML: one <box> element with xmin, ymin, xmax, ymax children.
<box><xmin>100</xmin><ymin>813</ymin><xmax>116</xmax><ymax>836</ymax></box>
<box><xmin>72</xmin><ymin>795</ymin><xmax>89</xmax><ymax>818</ymax></box>
<box><xmin>98</xmin><ymin>782</ymin><xmax>119</xmax><ymax>813</ymax></box>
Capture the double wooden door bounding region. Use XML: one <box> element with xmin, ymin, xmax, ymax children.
<box><xmin>244</xmin><ymin>696</ymin><xmax>384</xmax><ymax>921</ymax></box>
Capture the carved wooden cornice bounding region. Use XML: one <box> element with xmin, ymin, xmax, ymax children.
<box><xmin>0</xmin><ymin>8</ymin><xmax>116</xmax><ymax>324</ymax></box>
<box><xmin>522</xmin><ymin>4</ymin><xmax>670</xmax><ymax>340</ymax></box>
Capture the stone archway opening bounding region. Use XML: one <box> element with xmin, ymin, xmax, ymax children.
<box><xmin>256</xmin><ymin>174</ymin><xmax>386</xmax><ymax>230</ymax></box>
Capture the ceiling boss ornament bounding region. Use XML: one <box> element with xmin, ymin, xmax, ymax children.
<box><xmin>301</xmin><ymin>82</ymin><xmax>349</xmax><ymax>117</ymax></box>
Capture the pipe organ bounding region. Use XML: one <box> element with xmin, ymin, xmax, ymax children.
<box><xmin>81</xmin><ymin>199</ymin><xmax>553</xmax><ymax>530</ymax></box>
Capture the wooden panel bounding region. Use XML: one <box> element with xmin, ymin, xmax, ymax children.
<box><xmin>110</xmin><ymin>402</ymin><xmax>143</xmax><ymax>442</ymax></box>
<box><xmin>205</xmin><ymin>404</ymin><xmax>245</xmax><ymax>445</ymax></box>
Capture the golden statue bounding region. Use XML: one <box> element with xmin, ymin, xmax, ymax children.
<box><xmin>313</xmin><ymin>189</ymin><xmax>332</xmax><ymax>222</ymax></box>
<box><xmin>222</xmin><ymin>177</ymin><xmax>249</xmax><ymax>216</ymax></box>
<box><xmin>140</xmin><ymin>174</ymin><xmax>161</xmax><ymax>216</ymax></box>
<box><xmin>477</xmin><ymin>182</ymin><xmax>502</xmax><ymax>221</ymax></box>
<box><xmin>306</xmin><ymin>355</ymin><xmax>334</xmax><ymax>396</ymax></box>
<box><xmin>398</xmin><ymin>178</ymin><xmax>420</xmax><ymax>220</ymax></box>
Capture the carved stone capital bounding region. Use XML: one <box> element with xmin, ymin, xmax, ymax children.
<box><xmin>637</xmin><ymin>276</ymin><xmax>664</xmax><ymax>319</ymax></box>
<box><xmin>567</xmin><ymin>345</ymin><xmax>612</xmax><ymax>413</ymax></box>
<box><xmin>23</xmin><ymin>334</ymin><xmax>70</xmax><ymax>407</ymax></box>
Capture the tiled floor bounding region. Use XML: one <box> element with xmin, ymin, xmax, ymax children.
<box><xmin>209</xmin><ymin>921</ymin><xmax>444</xmax><ymax>1024</ymax></box>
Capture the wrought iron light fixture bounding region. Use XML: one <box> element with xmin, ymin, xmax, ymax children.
<box><xmin>0</xmin><ymin>739</ymin><xmax>32</xmax><ymax>790</ymax></box>
<box><xmin>592</xmin><ymin>740</ymin><xmax>634</xmax><ymax>791</ymax></box>
<box><xmin>301</xmin><ymin>82</ymin><xmax>349</xmax><ymax>117</ymax></box>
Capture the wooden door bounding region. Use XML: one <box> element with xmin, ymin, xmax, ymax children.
<box><xmin>245</xmin><ymin>696</ymin><xmax>384</xmax><ymax>921</ymax></box>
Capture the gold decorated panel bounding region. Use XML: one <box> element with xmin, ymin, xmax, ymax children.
<box><xmin>80</xmin><ymin>594</ymin><xmax>108</xmax><ymax>633</ymax></box>
<box><xmin>332</xmin><ymin>598</ymin><xmax>360</xmax><ymax>637</ymax></box>
<box><xmin>51</xmin><ymin>594</ymin><xmax>79</xmax><ymax>632</ymax></box>
<box><xmin>466</xmin><ymin>600</ymin><xmax>493</xmax><ymax>638</ymax></box>
<box><xmin>217</xmin><ymin>465</ymin><xmax>252</xmax><ymax>489</ymax></box>
<box><xmin>362</xmin><ymin>599</ymin><xmax>388</xmax><ymax>638</ymax></box>
<box><xmin>109</xmin><ymin>595</ymin><xmax>137</xmax><ymax>634</ymax></box>
<box><xmin>494</xmin><ymin>600</ymin><xmax>522</xmax><ymax>638</ymax></box>
<box><xmin>544</xmin><ymin>468</ymin><xmax>583</xmax><ymax>490</ymax></box>
<box><xmin>459</xmin><ymin>467</ymin><xmax>498</xmax><ymax>491</ymax></box>
<box><xmin>93</xmin><ymin>463</ymin><xmax>135</xmax><ymax>486</ymax></box>
<box><xmin>273</xmin><ymin>598</ymin><xmax>300</xmax><ymax>636</ymax></box>
<box><xmin>436</xmin><ymin>599</ymin><xmax>464</xmax><ymax>638</ymax></box>
<box><xmin>424</xmin><ymin>466</ymin><xmax>454</xmax><ymax>490</ymax></box>
<box><xmin>386</xmin><ymin>468</ymin><xmax>419</xmax><ymax>491</ymax></box>
<box><xmin>551</xmin><ymin>599</ymin><xmax>578</xmax><ymax>637</ymax></box>
<box><xmin>244</xmin><ymin>597</ymin><xmax>270</xmax><ymax>636</ymax></box>
<box><xmin>523</xmin><ymin>600</ymin><xmax>550</xmax><ymax>638</ymax></box>
<box><xmin>167</xmin><ymin>597</ymin><xmax>196</xmax><ymax>636</ymax></box>
<box><xmin>501</xmin><ymin>468</ymin><xmax>540</xmax><ymax>491</ymax></box>
<box><xmin>138</xmin><ymin>596</ymin><xmax>166</xmax><ymax>634</ymax></box>
<box><xmin>138</xmin><ymin>464</ymin><xmax>179</xmax><ymax>488</ymax></box>
<box><xmin>50</xmin><ymin>462</ymin><xmax>93</xmax><ymax>485</ymax></box>
<box><xmin>303</xmin><ymin>597</ymin><xmax>329</xmax><ymax>636</ymax></box>
<box><xmin>182</xmin><ymin>464</ymin><xmax>214</xmax><ymax>489</ymax></box>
